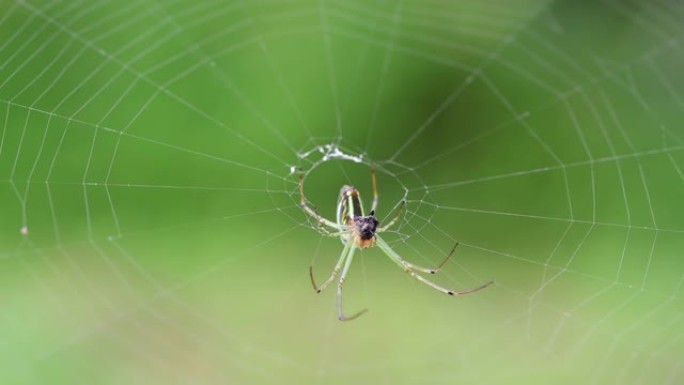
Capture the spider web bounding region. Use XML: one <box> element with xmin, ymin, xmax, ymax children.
<box><xmin>1</xmin><ymin>0</ymin><xmax>684</xmax><ymax>384</ymax></box>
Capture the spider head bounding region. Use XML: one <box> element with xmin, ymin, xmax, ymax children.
<box><xmin>354</xmin><ymin>210</ymin><xmax>379</xmax><ymax>241</ymax></box>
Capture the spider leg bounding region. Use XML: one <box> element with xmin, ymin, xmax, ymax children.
<box><xmin>408</xmin><ymin>273</ymin><xmax>493</xmax><ymax>296</ymax></box>
<box><xmin>299</xmin><ymin>171</ymin><xmax>342</xmax><ymax>230</ymax></box>
<box><xmin>337</xmin><ymin>239</ymin><xmax>368</xmax><ymax>321</ymax></box>
<box><xmin>378</xmin><ymin>200</ymin><xmax>406</xmax><ymax>232</ymax></box>
<box><xmin>375</xmin><ymin>236</ymin><xmax>493</xmax><ymax>296</ymax></box>
<box><xmin>318</xmin><ymin>229</ymin><xmax>353</xmax><ymax>238</ymax></box>
<box><xmin>370</xmin><ymin>165</ymin><xmax>379</xmax><ymax>213</ymax></box>
<box><xmin>396</xmin><ymin>242</ymin><xmax>459</xmax><ymax>274</ymax></box>
<box><xmin>313</xmin><ymin>212</ymin><xmax>349</xmax><ymax>237</ymax></box>
<box><xmin>309</xmin><ymin>239</ymin><xmax>353</xmax><ymax>293</ymax></box>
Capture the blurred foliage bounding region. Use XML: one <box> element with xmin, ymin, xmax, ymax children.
<box><xmin>1</xmin><ymin>1</ymin><xmax>684</xmax><ymax>384</ymax></box>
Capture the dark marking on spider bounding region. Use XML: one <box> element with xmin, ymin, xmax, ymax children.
<box><xmin>354</xmin><ymin>211</ymin><xmax>379</xmax><ymax>241</ymax></box>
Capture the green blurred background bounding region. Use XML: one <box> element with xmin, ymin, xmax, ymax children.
<box><xmin>1</xmin><ymin>0</ymin><xmax>684</xmax><ymax>384</ymax></box>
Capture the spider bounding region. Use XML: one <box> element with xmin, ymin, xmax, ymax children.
<box><xmin>299</xmin><ymin>166</ymin><xmax>493</xmax><ymax>321</ymax></box>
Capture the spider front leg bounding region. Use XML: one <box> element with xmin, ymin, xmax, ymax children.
<box><xmin>400</xmin><ymin>242</ymin><xmax>458</xmax><ymax>275</ymax></box>
<box><xmin>375</xmin><ymin>236</ymin><xmax>493</xmax><ymax>296</ymax></box>
<box><xmin>378</xmin><ymin>200</ymin><xmax>406</xmax><ymax>232</ymax></box>
<box><xmin>299</xmin><ymin>171</ymin><xmax>340</xmax><ymax>230</ymax></box>
<box><xmin>309</xmin><ymin>239</ymin><xmax>353</xmax><ymax>293</ymax></box>
<box><xmin>309</xmin><ymin>238</ymin><xmax>367</xmax><ymax>321</ymax></box>
<box><xmin>336</xmin><ymin>241</ymin><xmax>368</xmax><ymax>321</ymax></box>
<box><xmin>370</xmin><ymin>166</ymin><xmax>379</xmax><ymax>213</ymax></box>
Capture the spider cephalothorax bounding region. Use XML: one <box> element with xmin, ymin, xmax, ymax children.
<box><xmin>299</xmin><ymin>166</ymin><xmax>493</xmax><ymax>321</ymax></box>
<box><xmin>354</xmin><ymin>212</ymin><xmax>379</xmax><ymax>244</ymax></box>
<box><xmin>354</xmin><ymin>211</ymin><xmax>380</xmax><ymax>249</ymax></box>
